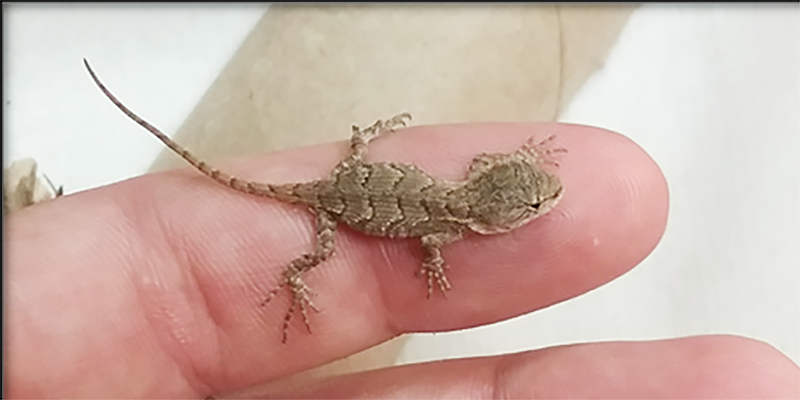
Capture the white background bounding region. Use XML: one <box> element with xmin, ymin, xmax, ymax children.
<box><xmin>5</xmin><ymin>4</ymin><xmax>798</xmax><ymax>366</ymax></box>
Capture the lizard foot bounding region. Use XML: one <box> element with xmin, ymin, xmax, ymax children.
<box><xmin>522</xmin><ymin>134</ymin><xmax>567</xmax><ymax>167</ymax></box>
<box><xmin>384</xmin><ymin>112</ymin><xmax>413</xmax><ymax>131</ymax></box>
<box><xmin>261</xmin><ymin>271</ymin><xmax>320</xmax><ymax>343</ymax></box>
<box><xmin>355</xmin><ymin>113</ymin><xmax>413</xmax><ymax>138</ymax></box>
<box><xmin>417</xmin><ymin>259</ymin><xmax>451</xmax><ymax>299</ymax></box>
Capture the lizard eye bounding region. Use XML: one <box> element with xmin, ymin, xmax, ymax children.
<box><xmin>528</xmin><ymin>203</ymin><xmax>540</xmax><ymax>211</ymax></box>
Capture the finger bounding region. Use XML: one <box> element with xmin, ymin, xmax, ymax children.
<box><xmin>218</xmin><ymin>335</ymin><xmax>799</xmax><ymax>399</ymax></box>
<box><xmin>6</xmin><ymin>122</ymin><xmax>668</xmax><ymax>398</ymax></box>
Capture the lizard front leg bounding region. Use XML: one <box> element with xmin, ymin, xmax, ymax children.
<box><xmin>261</xmin><ymin>211</ymin><xmax>337</xmax><ymax>343</ymax></box>
<box><xmin>418</xmin><ymin>231</ymin><xmax>462</xmax><ymax>299</ymax></box>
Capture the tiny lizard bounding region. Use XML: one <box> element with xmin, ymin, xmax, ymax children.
<box><xmin>83</xmin><ymin>59</ymin><xmax>566</xmax><ymax>343</ymax></box>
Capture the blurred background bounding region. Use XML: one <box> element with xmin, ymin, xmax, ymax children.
<box><xmin>4</xmin><ymin>3</ymin><xmax>797</xmax><ymax>381</ymax></box>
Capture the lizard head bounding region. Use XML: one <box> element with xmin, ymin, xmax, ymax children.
<box><xmin>461</xmin><ymin>138</ymin><xmax>564</xmax><ymax>235</ymax></box>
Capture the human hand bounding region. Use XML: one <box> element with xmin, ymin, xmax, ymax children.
<box><xmin>7</xmin><ymin>123</ymin><xmax>798</xmax><ymax>398</ymax></box>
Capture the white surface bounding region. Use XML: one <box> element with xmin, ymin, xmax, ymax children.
<box><xmin>400</xmin><ymin>4</ymin><xmax>800</xmax><ymax>365</ymax></box>
<box><xmin>5</xmin><ymin>4</ymin><xmax>798</xmax><ymax>367</ymax></box>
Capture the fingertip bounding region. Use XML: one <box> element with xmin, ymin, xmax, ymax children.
<box><xmin>377</xmin><ymin>123</ymin><xmax>670</xmax><ymax>330</ymax></box>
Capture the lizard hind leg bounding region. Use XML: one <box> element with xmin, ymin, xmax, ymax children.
<box><xmin>260</xmin><ymin>211</ymin><xmax>337</xmax><ymax>343</ymax></box>
<box><xmin>345</xmin><ymin>113</ymin><xmax>413</xmax><ymax>163</ymax></box>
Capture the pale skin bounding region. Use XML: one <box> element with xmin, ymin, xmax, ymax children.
<box><xmin>6</xmin><ymin>120</ymin><xmax>799</xmax><ymax>398</ymax></box>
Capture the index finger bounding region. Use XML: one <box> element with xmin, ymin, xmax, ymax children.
<box><xmin>7</xmin><ymin>122</ymin><xmax>668</xmax><ymax>398</ymax></box>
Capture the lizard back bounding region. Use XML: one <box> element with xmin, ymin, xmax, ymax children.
<box><xmin>307</xmin><ymin>161</ymin><xmax>466</xmax><ymax>238</ymax></box>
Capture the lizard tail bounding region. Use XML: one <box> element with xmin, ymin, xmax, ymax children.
<box><xmin>83</xmin><ymin>59</ymin><xmax>309</xmax><ymax>205</ymax></box>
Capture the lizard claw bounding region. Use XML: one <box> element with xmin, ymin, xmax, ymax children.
<box><xmin>262</xmin><ymin>271</ymin><xmax>320</xmax><ymax>343</ymax></box>
<box><xmin>417</xmin><ymin>260</ymin><xmax>451</xmax><ymax>299</ymax></box>
<box><xmin>384</xmin><ymin>112</ymin><xmax>413</xmax><ymax>133</ymax></box>
<box><xmin>521</xmin><ymin>134</ymin><xmax>567</xmax><ymax>167</ymax></box>
<box><xmin>390</xmin><ymin>112</ymin><xmax>413</xmax><ymax>128</ymax></box>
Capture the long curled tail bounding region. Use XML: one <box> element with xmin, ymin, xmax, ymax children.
<box><xmin>83</xmin><ymin>59</ymin><xmax>311</xmax><ymax>205</ymax></box>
